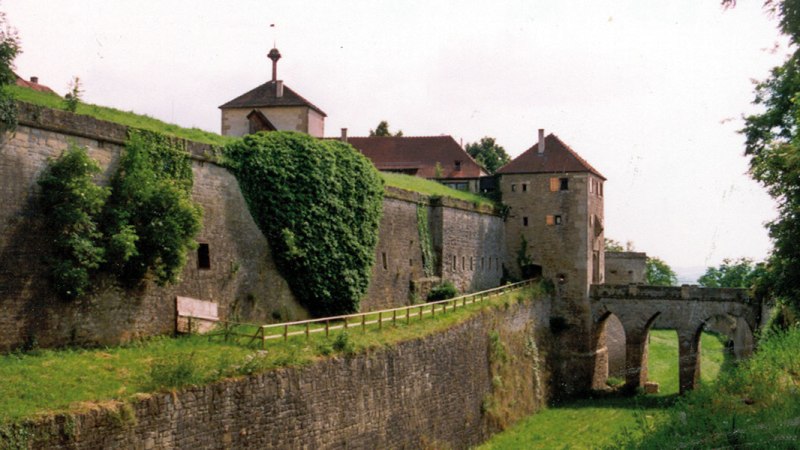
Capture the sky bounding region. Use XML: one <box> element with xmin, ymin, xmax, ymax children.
<box><xmin>4</xmin><ymin>0</ymin><xmax>788</xmax><ymax>282</ymax></box>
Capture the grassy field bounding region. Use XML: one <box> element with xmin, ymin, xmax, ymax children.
<box><xmin>478</xmin><ymin>329</ymin><xmax>730</xmax><ymax>449</ymax></box>
<box><xmin>381</xmin><ymin>172</ymin><xmax>495</xmax><ymax>207</ymax></box>
<box><xmin>0</xmin><ymin>284</ymin><xmax>540</xmax><ymax>423</ymax></box>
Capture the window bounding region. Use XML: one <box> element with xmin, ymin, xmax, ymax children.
<box><xmin>454</xmin><ymin>160</ymin><xmax>462</xmax><ymax>171</ymax></box>
<box><xmin>470</xmin><ymin>257</ymin><xmax>474</xmax><ymax>271</ymax></box>
<box><xmin>462</xmin><ymin>256</ymin><xmax>466</xmax><ymax>270</ymax></box>
<box><xmin>522</xmin><ymin>183</ymin><xmax>528</xmax><ymax>192</ymax></box>
<box><xmin>197</xmin><ymin>243</ymin><xmax>210</xmax><ymax>269</ymax></box>
<box><xmin>381</xmin><ymin>252</ymin><xmax>388</xmax><ymax>270</ymax></box>
<box><xmin>481</xmin><ymin>257</ymin><xmax>485</xmax><ymax>270</ymax></box>
<box><xmin>549</xmin><ymin>178</ymin><xmax>559</xmax><ymax>192</ymax></box>
<box><xmin>511</xmin><ymin>184</ymin><xmax>517</xmax><ymax>192</ymax></box>
<box><xmin>546</xmin><ymin>215</ymin><xmax>563</xmax><ymax>226</ymax></box>
<box><xmin>559</xmin><ymin>178</ymin><xmax>569</xmax><ymax>191</ymax></box>
<box><xmin>523</xmin><ymin>216</ymin><xmax>529</xmax><ymax>226</ymax></box>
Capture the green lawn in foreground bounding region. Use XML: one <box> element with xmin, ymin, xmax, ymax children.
<box><xmin>381</xmin><ymin>172</ymin><xmax>495</xmax><ymax>207</ymax></box>
<box><xmin>478</xmin><ymin>330</ymin><xmax>730</xmax><ymax>450</ymax></box>
<box><xmin>9</xmin><ymin>85</ymin><xmax>232</xmax><ymax>146</ymax></box>
<box><xmin>0</xmin><ymin>285</ymin><xmax>540</xmax><ymax>423</ymax></box>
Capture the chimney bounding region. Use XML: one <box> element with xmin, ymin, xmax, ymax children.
<box><xmin>276</xmin><ymin>80</ymin><xmax>284</xmax><ymax>98</ymax></box>
<box><xmin>538</xmin><ymin>128</ymin><xmax>545</xmax><ymax>154</ymax></box>
<box><xmin>29</xmin><ymin>76</ymin><xmax>38</xmax><ymax>84</ymax></box>
<box><xmin>340</xmin><ymin>128</ymin><xmax>348</xmax><ymax>143</ymax></box>
<box><xmin>267</xmin><ymin>47</ymin><xmax>282</xmax><ymax>82</ymax></box>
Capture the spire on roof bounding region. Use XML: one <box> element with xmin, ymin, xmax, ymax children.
<box><xmin>268</xmin><ymin>47</ymin><xmax>281</xmax><ymax>82</ymax></box>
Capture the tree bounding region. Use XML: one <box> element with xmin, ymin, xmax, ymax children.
<box><xmin>465</xmin><ymin>137</ymin><xmax>510</xmax><ymax>174</ymax></box>
<box><xmin>736</xmin><ymin>0</ymin><xmax>800</xmax><ymax>310</ymax></box>
<box><xmin>0</xmin><ymin>12</ymin><xmax>20</xmax><ymax>130</ymax></box>
<box><xmin>369</xmin><ymin>120</ymin><xmax>403</xmax><ymax>137</ymax></box>
<box><xmin>646</xmin><ymin>257</ymin><xmax>677</xmax><ymax>286</ymax></box>
<box><xmin>697</xmin><ymin>258</ymin><xmax>766</xmax><ymax>289</ymax></box>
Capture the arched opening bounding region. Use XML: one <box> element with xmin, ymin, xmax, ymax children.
<box><xmin>702</xmin><ymin>314</ymin><xmax>754</xmax><ymax>360</ymax></box>
<box><xmin>592</xmin><ymin>312</ymin><xmax>626</xmax><ymax>390</ymax></box>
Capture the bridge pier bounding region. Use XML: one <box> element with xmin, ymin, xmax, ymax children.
<box><xmin>623</xmin><ymin>330</ymin><xmax>648</xmax><ymax>392</ymax></box>
<box><xmin>678</xmin><ymin>328</ymin><xmax>701</xmax><ymax>394</ymax></box>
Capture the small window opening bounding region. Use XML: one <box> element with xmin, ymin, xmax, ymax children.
<box><xmin>409</xmin><ymin>258</ymin><xmax>414</xmax><ymax>267</ymax></box>
<box><xmin>522</xmin><ymin>183</ymin><xmax>528</xmax><ymax>192</ymax></box>
<box><xmin>555</xmin><ymin>215</ymin><xmax>563</xmax><ymax>225</ymax></box>
<box><xmin>559</xmin><ymin>177</ymin><xmax>569</xmax><ymax>191</ymax></box>
<box><xmin>197</xmin><ymin>243</ymin><xmax>211</xmax><ymax>269</ymax></box>
<box><xmin>481</xmin><ymin>257</ymin><xmax>485</xmax><ymax>270</ymax></box>
<box><xmin>454</xmin><ymin>160</ymin><xmax>462</xmax><ymax>171</ymax></box>
<box><xmin>523</xmin><ymin>216</ymin><xmax>529</xmax><ymax>226</ymax></box>
<box><xmin>511</xmin><ymin>184</ymin><xmax>517</xmax><ymax>192</ymax></box>
<box><xmin>462</xmin><ymin>256</ymin><xmax>466</xmax><ymax>270</ymax></box>
<box><xmin>382</xmin><ymin>252</ymin><xmax>388</xmax><ymax>270</ymax></box>
<box><xmin>470</xmin><ymin>257</ymin><xmax>474</xmax><ymax>271</ymax></box>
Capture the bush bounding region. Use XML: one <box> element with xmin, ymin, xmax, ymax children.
<box><xmin>332</xmin><ymin>331</ymin><xmax>355</xmax><ymax>355</ymax></box>
<box><xmin>38</xmin><ymin>144</ymin><xmax>109</xmax><ymax>299</ymax></box>
<box><xmin>427</xmin><ymin>280</ymin><xmax>458</xmax><ymax>301</ymax></box>
<box><xmin>104</xmin><ymin>130</ymin><xmax>202</xmax><ymax>286</ymax></box>
<box><xmin>224</xmin><ymin>131</ymin><xmax>384</xmax><ymax>316</ymax></box>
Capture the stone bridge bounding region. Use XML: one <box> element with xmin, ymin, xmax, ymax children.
<box><xmin>590</xmin><ymin>284</ymin><xmax>762</xmax><ymax>394</ymax></box>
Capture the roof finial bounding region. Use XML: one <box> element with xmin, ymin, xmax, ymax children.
<box><xmin>268</xmin><ymin>47</ymin><xmax>281</xmax><ymax>82</ymax></box>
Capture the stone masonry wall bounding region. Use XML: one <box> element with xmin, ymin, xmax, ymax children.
<box><xmin>19</xmin><ymin>298</ymin><xmax>552</xmax><ymax>449</ymax></box>
<box><xmin>0</xmin><ymin>103</ymin><xmax>303</xmax><ymax>351</ymax></box>
<box><xmin>362</xmin><ymin>188</ymin><xmax>506</xmax><ymax>311</ymax></box>
<box><xmin>0</xmin><ymin>103</ymin><xmax>506</xmax><ymax>348</ymax></box>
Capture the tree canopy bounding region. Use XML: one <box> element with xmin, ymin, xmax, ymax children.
<box><xmin>646</xmin><ymin>257</ymin><xmax>678</xmax><ymax>286</ymax></box>
<box><xmin>697</xmin><ymin>258</ymin><xmax>766</xmax><ymax>289</ymax></box>
<box><xmin>465</xmin><ymin>137</ymin><xmax>510</xmax><ymax>174</ymax></box>
<box><xmin>369</xmin><ymin>120</ymin><xmax>403</xmax><ymax>137</ymax></box>
<box><xmin>736</xmin><ymin>0</ymin><xmax>800</xmax><ymax>310</ymax></box>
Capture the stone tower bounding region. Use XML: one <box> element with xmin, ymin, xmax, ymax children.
<box><xmin>219</xmin><ymin>47</ymin><xmax>327</xmax><ymax>137</ymax></box>
<box><xmin>497</xmin><ymin>130</ymin><xmax>606</xmax><ymax>395</ymax></box>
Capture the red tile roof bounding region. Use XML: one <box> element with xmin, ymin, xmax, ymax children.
<box><xmin>496</xmin><ymin>133</ymin><xmax>605</xmax><ymax>180</ymax></box>
<box><xmin>219</xmin><ymin>80</ymin><xmax>327</xmax><ymax>117</ymax></box>
<box><xmin>346</xmin><ymin>136</ymin><xmax>487</xmax><ymax>179</ymax></box>
<box><xmin>14</xmin><ymin>74</ymin><xmax>57</xmax><ymax>95</ymax></box>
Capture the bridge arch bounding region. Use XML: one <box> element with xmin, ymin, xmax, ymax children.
<box><xmin>591</xmin><ymin>312</ymin><xmax>627</xmax><ymax>389</ymax></box>
<box><xmin>590</xmin><ymin>284</ymin><xmax>759</xmax><ymax>394</ymax></box>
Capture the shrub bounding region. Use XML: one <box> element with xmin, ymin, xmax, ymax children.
<box><xmin>224</xmin><ymin>131</ymin><xmax>384</xmax><ymax>316</ymax></box>
<box><xmin>427</xmin><ymin>280</ymin><xmax>458</xmax><ymax>301</ymax></box>
<box><xmin>104</xmin><ymin>130</ymin><xmax>202</xmax><ymax>286</ymax></box>
<box><xmin>38</xmin><ymin>144</ymin><xmax>109</xmax><ymax>299</ymax></box>
<box><xmin>332</xmin><ymin>331</ymin><xmax>355</xmax><ymax>355</ymax></box>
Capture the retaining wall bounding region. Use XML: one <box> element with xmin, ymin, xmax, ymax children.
<box><xmin>13</xmin><ymin>298</ymin><xmax>552</xmax><ymax>449</ymax></box>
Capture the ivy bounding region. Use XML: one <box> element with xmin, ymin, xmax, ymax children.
<box><xmin>416</xmin><ymin>204</ymin><xmax>436</xmax><ymax>277</ymax></box>
<box><xmin>37</xmin><ymin>144</ymin><xmax>109</xmax><ymax>299</ymax></box>
<box><xmin>104</xmin><ymin>130</ymin><xmax>202</xmax><ymax>286</ymax></box>
<box><xmin>38</xmin><ymin>131</ymin><xmax>203</xmax><ymax>298</ymax></box>
<box><xmin>224</xmin><ymin>131</ymin><xmax>383</xmax><ymax>316</ymax></box>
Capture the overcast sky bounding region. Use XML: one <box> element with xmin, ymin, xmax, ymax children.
<box><xmin>4</xmin><ymin>1</ymin><xmax>787</xmax><ymax>281</ymax></box>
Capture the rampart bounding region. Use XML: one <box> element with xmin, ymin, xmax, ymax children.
<box><xmin>10</xmin><ymin>298</ymin><xmax>552</xmax><ymax>449</ymax></box>
<box><xmin>0</xmin><ymin>104</ymin><xmax>505</xmax><ymax>350</ymax></box>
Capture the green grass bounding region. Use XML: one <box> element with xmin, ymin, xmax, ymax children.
<box><xmin>9</xmin><ymin>85</ymin><xmax>232</xmax><ymax>146</ymax></box>
<box><xmin>0</xmin><ymin>284</ymin><xmax>542</xmax><ymax>423</ymax></box>
<box><xmin>619</xmin><ymin>326</ymin><xmax>800</xmax><ymax>449</ymax></box>
<box><xmin>380</xmin><ymin>172</ymin><xmax>495</xmax><ymax>207</ymax></box>
<box><xmin>478</xmin><ymin>330</ymin><xmax>731</xmax><ymax>450</ymax></box>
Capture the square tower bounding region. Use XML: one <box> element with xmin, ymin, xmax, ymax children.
<box><xmin>497</xmin><ymin>130</ymin><xmax>605</xmax><ymax>394</ymax></box>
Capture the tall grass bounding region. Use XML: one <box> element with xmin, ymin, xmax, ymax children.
<box><xmin>616</xmin><ymin>326</ymin><xmax>800</xmax><ymax>449</ymax></box>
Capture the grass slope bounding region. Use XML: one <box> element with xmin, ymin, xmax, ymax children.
<box><xmin>9</xmin><ymin>85</ymin><xmax>231</xmax><ymax>146</ymax></box>
<box><xmin>479</xmin><ymin>330</ymin><xmax>730</xmax><ymax>450</ymax></box>
<box><xmin>381</xmin><ymin>172</ymin><xmax>495</xmax><ymax>207</ymax></box>
<box><xmin>0</xmin><ymin>285</ymin><xmax>541</xmax><ymax>423</ymax></box>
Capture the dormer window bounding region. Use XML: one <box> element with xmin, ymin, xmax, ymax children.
<box><xmin>454</xmin><ymin>160</ymin><xmax>462</xmax><ymax>171</ymax></box>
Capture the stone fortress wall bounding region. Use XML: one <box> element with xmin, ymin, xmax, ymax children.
<box><xmin>0</xmin><ymin>103</ymin><xmax>505</xmax><ymax>350</ymax></box>
<box><xmin>11</xmin><ymin>298</ymin><xmax>552</xmax><ymax>450</ymax></box>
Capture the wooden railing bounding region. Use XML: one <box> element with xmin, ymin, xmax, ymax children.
<box><xmin>181</xmin><ymin>279</ymin><xmax>538</xmax><ymax>348</ymax></box>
